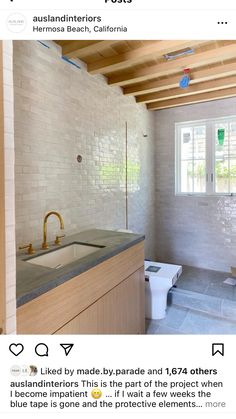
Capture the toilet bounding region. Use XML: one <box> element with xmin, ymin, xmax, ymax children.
<box><xmin>145</xmin><ymin>260</ymin><xmax>182</xmax><ymax>320</ymax></box>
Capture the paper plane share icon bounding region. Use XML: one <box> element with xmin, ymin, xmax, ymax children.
<box><xmin>60</xmin><ymin>344</ymin><xmax>74</xmax><ymax>356</ymax></box>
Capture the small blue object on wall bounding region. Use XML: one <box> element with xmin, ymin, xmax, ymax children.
<box><xmin>179</xmin><ymin>69</ymin><xmax>191</xmax><ymax>89</ymax></box>
<box><xmin>179</xmin><ymin>74</ymin><xmax>190</xmax><ymax>89</ymax></box>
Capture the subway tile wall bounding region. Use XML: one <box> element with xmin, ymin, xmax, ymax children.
<box><xmin>14</xmin><ymin>41</ymin><xmax>156</xmax><ymax>259</ymax></box>
<box><xmin>3</xmin><ymin>40</ymin><xmax>16</xmax><ymax>334</ymax></box>
<box><xmin>155</xmin><ymin>97</ymin><xmax>236</xmax><ymax>272</ymax></box>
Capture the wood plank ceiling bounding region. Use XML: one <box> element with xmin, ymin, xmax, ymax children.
<box><xmin>55</xmin><ymin>40</ymin><xmax>236</xmax><ymax>111</ymax></box>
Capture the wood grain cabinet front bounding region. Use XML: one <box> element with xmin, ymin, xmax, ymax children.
<box><xmin>17</xmin><ymin>241</ymin><xmax>145</xmax><ymax>334</ymax></box>
<box><xmin>54</xmin><ymin>268</ymin><xmax>145</xmax><ymax>335</ymax></box>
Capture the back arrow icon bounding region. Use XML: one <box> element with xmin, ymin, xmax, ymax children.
<box><xmin>60</xmin><ymin>344</ymin><xmax>74</xmax><ymax>356</ymax></box>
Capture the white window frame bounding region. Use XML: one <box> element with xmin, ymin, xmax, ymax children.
<box><xmin>175</xmin><ymin>115</ymin><xmax>236</xmax><ymax>196</ymax></box>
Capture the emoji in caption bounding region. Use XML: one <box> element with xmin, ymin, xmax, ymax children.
<box><xmin>91</xmin><ymin>388</ymin><xmax>102</xmax><ymax>399</ymax></box>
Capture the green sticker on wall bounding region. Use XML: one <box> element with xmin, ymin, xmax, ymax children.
<box><xmin>218</xmin><ymin>128</ymin><xmax>225</xmax><ymax>145</ymax></box>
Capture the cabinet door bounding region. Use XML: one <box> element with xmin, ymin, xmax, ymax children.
<box><xmin>54</xmin><ymin>303</ymin><xmax>98</xmax><ymax>334</ymax></box>
<box><xmin>54</xmin><ymin>267</ymin><xmax>145</xmax><ymax>335</ymax></box>
<box><xmin>97</xmin><ymin>268</ymin><xmax>145</xmax><ymax>334</ymax></box>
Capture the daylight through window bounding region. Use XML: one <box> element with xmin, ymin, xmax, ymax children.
<box><xmin>175</xmin><ymin>116</ymin><xmax>236</xmax><ymax>195</ymax></box>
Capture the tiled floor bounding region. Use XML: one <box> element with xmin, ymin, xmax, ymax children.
<box><xmin>146</xmin><ymin>306</ymin><xmax>236</xmax><ymax>334</ymax></box>
<box><xmin>176</xmin><ymin>265</ymin><xmax>236</xmax><ymax>301</ymax></box>
<box><xmin>146</xmin><ymin>265</ymin><xmax>236</xmax><ymax>335</ymax></box>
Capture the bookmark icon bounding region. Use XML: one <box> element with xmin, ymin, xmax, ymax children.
<box><xmin>212</xmin><ymin>343</ymin><xmax>224</xmax><ymax>357</ymax></box>
<box><xmin>60</xmin><ymin>344</ymin><xmax>74</xmax><ymax>356</ymax></box>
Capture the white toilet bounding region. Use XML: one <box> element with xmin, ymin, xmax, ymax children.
<box><xmin>145</xmin><ymin>261</ymin><xmax>182</xmax><ymax>320</ymax></box>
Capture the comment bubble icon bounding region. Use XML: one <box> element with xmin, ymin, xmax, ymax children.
<box><xmin>35</xmin><ymin>343</ymin><xmax>49</xmax><ymax>357</ymax></box>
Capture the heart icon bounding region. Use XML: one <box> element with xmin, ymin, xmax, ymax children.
<box><xmin>9</xmin><ymin>343</ymin><xmax>24</xmax><ymax>356</ymax></box>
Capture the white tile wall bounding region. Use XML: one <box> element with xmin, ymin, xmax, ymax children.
<box><xmin>3</xmin><ymin>40</ymin><xmax>16</xmax><ymax>334</ymax></box>
<box><xmin>9</xmin><ymin>38</ymin><xmax>236</xmax><ymax>332</ymax></box>
<box><xmin>14</xmin><ymin>41</ymin><xmax>156</xmax><ymax>260</ymax></box>
<box><xmin>12</xmin><ymin>38</ymin><xmax>236</xmax><ymax>309</ymax></box>
<box><xmin>155</xmin><ymin>97</ymin><xmax>236</xmax><ymax>272</ymax></box>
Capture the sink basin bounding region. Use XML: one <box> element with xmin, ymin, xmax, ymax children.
<box><xmin>25</xmin><ymin>242</ymin><xmax>105</xmax><ymax>269</ymax></box>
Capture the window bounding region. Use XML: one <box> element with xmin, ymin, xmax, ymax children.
<box><xmin>175</xmin><ymin>116</ymin><xmax>236</xmax><ymax>195</ymax></box>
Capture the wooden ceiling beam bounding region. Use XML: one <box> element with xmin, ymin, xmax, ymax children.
<box><xmin>124</xmin><ymin>61</ymin><xmax>236</xmax><ymax>96</ymax></box>
<box><xmin>136</xmin><ymin>75</ymin><xmax>236</xmax><ymax>103</ymax></box>
<box><xmin>62</xmin><ymin>41</ymin><xmax>120</xmax><ymax>59</ymax></box>
<box><xmin>108</xmin><ymin>42</ymin><xmax>236</xmax><ymax>86</ymax></box>
<box><xmin>124</xmin><ymin>75</ymin><xmax>182</xmax><ymax>96</ymax></box>
<box><xmin>147</xmin><ymin>87</ymin><xmax>236</xmax><ymax>110</ymax></box>
<box><xmin>87</xmin><ymin>40</ymin><xmax>208</xmax><ymax>75</ymax></box>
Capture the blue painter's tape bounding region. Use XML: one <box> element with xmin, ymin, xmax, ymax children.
<box><xmin>37</xmin><ymin>41</ymin><xmax>50</xmax><ymax>49</ymax></box>
<box><xmin>61</xmin><ymin>56</ymin><xmax>81</xmax><ymax>69</ymax></box>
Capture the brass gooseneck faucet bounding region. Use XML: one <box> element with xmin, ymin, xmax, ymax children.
<box><xmin>42</xmin><ymin>211</ymin><xmax>64</xmax><ymax>250</ymax></box>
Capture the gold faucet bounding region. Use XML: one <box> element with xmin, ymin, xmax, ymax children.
<box><xmin>42</xmin><ymin>211</ymin><xmax>64</xmax><ymax>250</ymax></box>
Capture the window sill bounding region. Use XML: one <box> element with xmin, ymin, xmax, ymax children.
<box><xmin>175</xmin><ymin>193</ymin><xmax>236</xmax><ymax>197</ymax></box>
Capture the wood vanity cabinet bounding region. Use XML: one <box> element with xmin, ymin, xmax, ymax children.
<box><xmin>55</xmin><ymin>269</ymin><xmax>144</xmax><ymax>334</ymax></box>
<box><xmin>17</xmin><ymin>241</ymin><xmax>145</xmax><ymax>334</ymax></box>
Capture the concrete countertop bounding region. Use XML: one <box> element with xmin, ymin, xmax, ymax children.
<box><xmin>16</xmin><ymin>229</ymin><xmax>145</xmax><ymax>308</ymax></box>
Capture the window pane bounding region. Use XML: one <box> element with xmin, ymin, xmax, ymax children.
<box><xmin>193</xmin><ymin>126</ymin><xmax>206</xmax><ymax>160</ymax></box>
<box><xmin>181</xmin><ymin>128</ymin><xmax>193</xmax><ymax>159</ymax></box>
<box><xmin>179</xmin><ymin>125</ymin><xmax>206</xmax><ymax>193</ymax></box>
<box><xmin>180</xmin><ymin>160</ymin><xmax>193</xmax><ymax>193</ymax></box>
<box><xmin>193</xmin><ymin>160</ymin><xmax>206</xmax><ymax>193</ymax></box>
<box><xmin>215</xmin><ymin>160</ymin><xmax>230</xmax><ymax>193</ymax></box>
<box><xmin>215</xmin><ymin>123</ymin><xmax>229</xmax><ymax>193</ymax></box>
<box><xmin>193</xmin><ymin>126</ymin><xmax>206</xmax><ymax>192</ymax></box>
<box><xmin>229</xmin><ymin>159</ymin><xmax>236</xmax><ymax>193</ymax></box>
<box><xmin>230</xmin><ymin>123</ymin><xmax>236</xmax><ymax>157</ymax></box>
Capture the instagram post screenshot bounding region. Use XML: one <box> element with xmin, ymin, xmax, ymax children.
<box><xmin>0</xmin><ymin>0</ymin><xmax>236</xmax><ymax>418</ymax></box>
